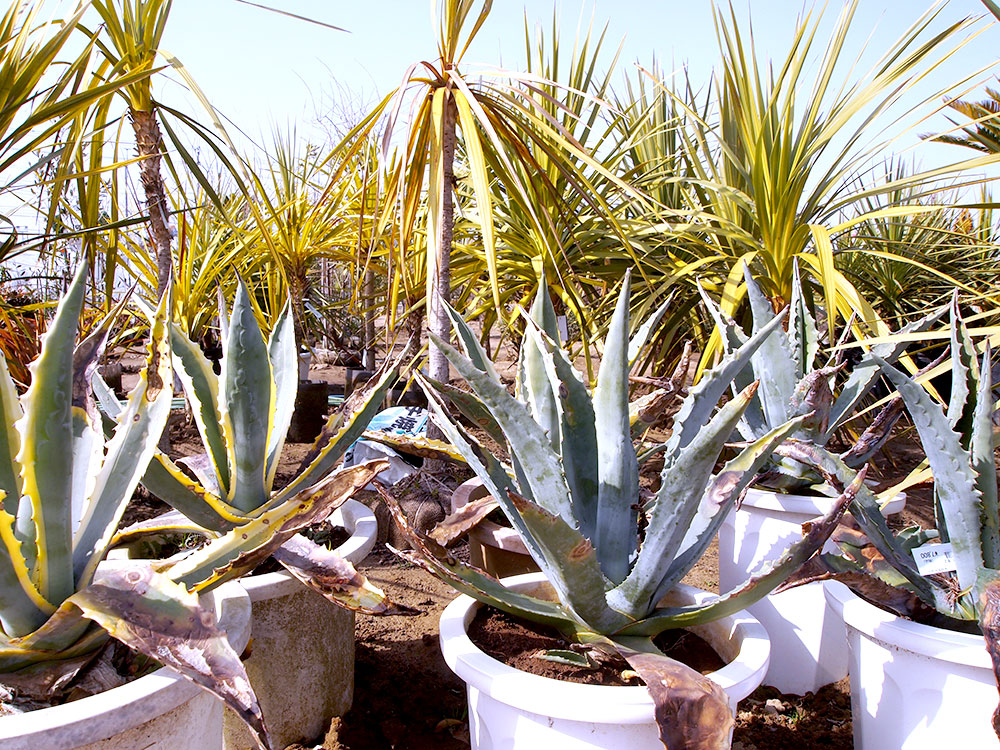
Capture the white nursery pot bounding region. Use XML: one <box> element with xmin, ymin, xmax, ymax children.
<box><xmin>297</xmin><ymin>351</ymin><xmax>312</xmax><ymax>382</ymax></box>
<box><xmin>0</xmin><ymin>580</ymin><xmax>251</xmax><ymax>750</ymax></box>
<box><xmin>718</xmin><ymin>486</ymin><xmax>904</xmax><ymax>695</ymax></box>
<box><xmin>826</xmin><ymin>581</ymin><xmax>1000</xmax><ymax>749</ymax></box>
<box><xmin>439</xmin><ymin>572</ymin><xmax>770</xmax><ymax>750</ymax></box>
<box><xmin>223</xmin><ymin>499</ymin><xmax>377</xmax><ymax>750</ymax></box>
<box><xmin>450</xmin><ymin>479</ymin><xmax>537</xmax><ymax>578</ymax></box>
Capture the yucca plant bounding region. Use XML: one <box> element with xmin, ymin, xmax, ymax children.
<box><xmin>101</xmin><ymin>277</ymin><xmax>407</xmax><ymax>615</ymax></box>
<box><xmin>700</xmin><ymin>262</ymin><xmax>946</xmax><ymax>492</ymax></box>
<box><xmin>0</xmin><ymin>262</ymin><xmax>285</xmax><ymax>745</ymax></box>
<box><xmin>385</xmin><ymin>272</ymin><xmax>861</xmax><ymax>747</ymax></box>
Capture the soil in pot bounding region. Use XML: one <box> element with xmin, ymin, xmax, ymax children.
<box><xmin>467</xmin><ymin>606</ymin><xmax>724</xmax><ymax>685</ymax></box>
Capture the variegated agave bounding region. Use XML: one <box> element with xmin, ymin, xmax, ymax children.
<box><xmin>385</xmin><ymin>272</ymin><xmax>859</xmax><ymax>749</ymax></box>
<box><xmin>0</xmin><ymin>263</ymin><xmax>275</xmax><ymax>747</ymax></box>
<box><xmin>98</xmin><ymin>278</ymin><xmax>408</xmax><ymax>617</ymax></box>
<box><xmin>701</xmin><ymin>262</ymin><xmax>945</xmax><ymax>492</ymax></box>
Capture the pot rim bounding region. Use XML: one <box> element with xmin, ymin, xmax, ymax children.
<box><xmin>824</xmin><ymin>580</ymin><xmax>990</xmax><ymax>669</ymax></box>
<box><xmin>740</xmin><ymin>486</ymin><xmax>905</xmax><ymax>517</ymax></box>
<box><xmin>439</xmin><ymin>572</ymin><xmax>769</xmax><ymax>724</ymax></box>
<box><xmin>240</xmin><ymin>498</ymin><xmax>377</xmax><ymax>602</ymax></box>
<box><xmin>0</xmin><ymin>579</ymin><xmax>251</xmax><ymax>746</ymax></box>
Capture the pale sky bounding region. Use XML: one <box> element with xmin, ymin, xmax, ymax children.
<box><xmin>158</xmin><ymin>0</ymin><xmax>1000</xmax><ymax>168</ymax></box>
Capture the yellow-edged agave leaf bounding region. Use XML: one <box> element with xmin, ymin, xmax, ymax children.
<box><xmin>15</xmin><ymin>263</ymin><xmax>88</xmax><ymax>606</ymax></box>
<box><xmin>70</xmin><ymin>562</ymin><xmax>268</xmax><ymax>750</ymax></box>
<box><xmin>168</xmin><ymin>460</ymin><xmax>388</xmax><ymax>592</ymax></box>
<box><xmin>72</xmin><ymin>291</ymin><xmax>174</xmax><ymax>586</ymax></box>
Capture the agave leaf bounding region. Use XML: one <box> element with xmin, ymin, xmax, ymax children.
<box><xmin>618</xmin><ymin>472</ymin><xmax>857</xmax><ymax>634</ymax></box>
<box><xmin>0</xmin><ymin>504</ymin><xmax>51</xmax><ymax>636</ymax></box>
<box><xmin>0</xmin><ymin>343</ymin><xmax>23</xmax><ymax>516</ymax></box>
<box><xmin>592</xmin><ymin>274</ymin><xmax>639</xmax><ymax>584</ymax></box>
<box><xmin>840</xmin><ymin>397</ymin><xmax>904</xmax><ymax>467</ymax></box>
<box><xmin>787</xmin><ymin>261</ymin><xmax>819</xmax><ymax>375</ymax></box>
<box><xmin>272</xmin><ymin>534</ymin><xmax>418</xmax><ymax>616</ymax></box>
<box><xmin>444</xmin><ymin>300</ymin><xmax>499</xmax><ymax>380</ymax></box>
<box><xmin>664</xmin><ymin>307</ymin><xmax>788</xmax><ymax>459</ymax></box>
<box><xmin>521</xmin><ymin>319</ymin><xmax>599</xmax><ymax>551</ymax></box>
<box><xmin>508</xmin><ymin>492</ymin><xmax>627</xmax><ymax>632</ymax></box>
<box><xmin>429</xmin><ymin>493</ymin><xmax>499</xmax><ymax>546</ymax></box>
<box><xmin>0</xmin><ymin>599</ymin><xmax>105</xmax><ymax>672</ymax></box>
<box><xmin>378</xmin><ymin>484</ymin><xmax>580</xmax><ymax>631</ymax></box>
<box><xmin>431</xmin><ymin>331</ymin><xmax>575</xmax><ymax>523</ymax></box>
<box><xmin>946</xmin><ymin>293</ymin><xmax>979</xmax><ymax>442</ymax></box>
<box><xmin>771</xmin><ymin>440</ymin><xmax>941</xmax><ymax>608</ymax></box>
<box><xmin>170</xmin><ymin>323</ymin><xmax>230</xmax><ymax>495</ymax></box>
<box><xmin>976</xmin><ymin>574</ymin><xmax>1000</xmax><ymax>735</ymax></box>
<box><xmin>424</xmin><ymin>377</ymin><xmax>503</xmax><ymax>446</ymax></box>
<box><xmin>141</xmin><ymin>453</ymin><xmax>250</xmax><ymax>532</ymax></box>
<box><xmin>743</xmin><ymin>265</ymin><xmax>795</xmax><ymax>430</ymax></box>
<box><xmin>73</xmin><ymin>294</ymin><xmax>173</xmax><ymax>587</ymax></box>
<box><xmin>614</xmin><ymin>637</ymin><xmax>732</xmax><ymax>750</ymax></box>
<box><xmin>972</xmin><ymin>345</ymin><xmax>999</xmax><ymax>569</ymax></box>
<box><xmin>70</xmin><ymin>564</ymin><xmax>268</xmax><ymax>750</ymax></box>
<box><xmin>177</xmin><ymin>453</ymin><xmax>222</xmax><ymax>497</ymax></box>
<box><xmin>361</xmin><ymin>430</ymin><xmax>466</xmax><ymax>462</ymax></box>
<box><xmin>620</xmin><ymin>384</ymin><xmax>763</xmax><ymax>609</ymax></box>
<box><xmin>16</xmin><ymin>261</ymin><xmax>87</xmax><ymax>605</ymax></box>
<box><xmin>520</xmin><ymin>284</ymin><xmax>560</xmax><ymax>450</ymax></box>
<box><xmin>825</xmin><ymin>301</ymin><xmax>947</xmax><ymax>437</ymax></box>
<box><xmin>627</xmin><ymin>291</ymin><xmax>672</xmax><ymax>367</ymax></box>
<box><xmin>168</xmin><ymin>460</ymin><xmax>387</xmax><ymax>591</ymax></box>
<box><xmin>265</xmin><ymin>301</ymin><xmax>296</xmax><ymax>488</ymax></box>
<box><xmin>877</xmin><ymin>357</ymin><xmax>984</xmax><ymax>600</ymax></box>
<box><xmin>112</xmin><ymin>509</ymin><xmax>214</xmax><ymax>549</ymax></box>
<box><xmin>275</xmin><ymin>357</ymin><xmax>398</xmax><ymax>504</ymax></box>
<box><xmin>221</xmin><ymin>279</ymin><xmax>272</xmax><ymax>514</ymax></box>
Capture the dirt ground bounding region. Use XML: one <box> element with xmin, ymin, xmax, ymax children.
<box><xmin>140</xmin><ymin>352</ymin><xmax>941</xmax><ymax>750</ymax></box>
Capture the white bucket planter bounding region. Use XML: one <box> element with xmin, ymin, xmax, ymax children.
<box><xmin>298</xmin><ymin>351</ymin><xmax>312</xmax><ymax>382</ymax></box>
<box><xmin>718</xmin><ymin>486</ymin><xmax>904</xmax><ymax>695</ymax></box>
<box><xmin>223</xmin><ymin>499</ymin><xmax>377</xmax><ymax>750</ymax></box>
<box><xmin>826</xmin><ymin>581</ymin><xmax>1000</xmax><ymax>749</ymax></box>
<box><xmin>0</xmin><ymin>580</ymin><xmax>251</xmax><ymax>750</ymax></box>
<box><xmin>440</xmin><ymin>572</ymin><xmax>769</xmax><ymax>749</ymax></box>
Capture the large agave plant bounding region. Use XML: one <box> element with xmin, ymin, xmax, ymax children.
<box><xmin>792</xmin><ymin>296</ymin><xmax>1000</xmax><ymax>631</ymax></box>
<box><xmin>385</xmin><ymin>272</ymin><xmax>861</xmax><ymax>748</ymax></box>
<box><xmin>701</xmin><ymin>262</ymin><xmax>945</xmax><ymax>492</ymax></box>
<box><xmin>0</xmin><ymin>263</ymin><xmax>277</xmax><ymax>746</ymax></box>
<box><xmin>99</xmin><ymin>278</ymin><xmax>408</xmax><ymax>615</ymax></box>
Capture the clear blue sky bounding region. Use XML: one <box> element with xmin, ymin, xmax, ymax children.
<box><xmin>159</xmin><ymin>0</ymin><xmax>1000</xmax><ymax>168</ymax></box>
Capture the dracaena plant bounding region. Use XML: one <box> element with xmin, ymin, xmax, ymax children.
<box><xmin>0</xmin><ymin>262</ymin><xmax>279</xmax><ymax>746</ymax></box>
<box><xmin>788</xmin><ymin>296</ymin><xmax>1000</xmax><ymax>645</ymax></box>
<box><xmin>97</xmin><ymin>277</ymin><xmax>408</xmax><ymax>617</ymax></box>
<box><xmin>701</xmin><ymin>262</ymin><xmax>945</xmax><ymax>492</ymax></box>
<box><xmin>383</xmin><ymin>272</ymin><xmax>861</xmax><ymax>749</ymax></box>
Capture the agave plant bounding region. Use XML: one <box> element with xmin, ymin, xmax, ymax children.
<box><xmin>700</xmin><ymin>262</ymin><xmax>945</xmax><ymax>492</ymax></box>
<box><xmin>788</xmin><ymin>296</ymin><xmax>1000</xmax><ymax>633</ymax></box>
<box><xmin>0</xmin><ymin>262</ymin><xmax>283</xmax><ymax>746</ymax></box>
<box><xmin>384</xmin><ymin>272</ymin><xmax>861</xmax><ymax>748</ymax></box>
<box><xmin>100</xmin><ymin>277</ymin><xmax>408</xmax><ymax>616</ymax></box>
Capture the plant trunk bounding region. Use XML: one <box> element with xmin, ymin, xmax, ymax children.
<box><xmin>363</xmin><ymin>269</ymin><xmax>376</xmax><ymax>370</ymax></box>
<box><xmin>129</xmin><ymin>109</ymin><xmax>172</xmax><ymax>300</ymax></box>
<box><xmin>426</xmin><ymin>96</ymin><xmax>457</xmax><ymax>445</ymax></box>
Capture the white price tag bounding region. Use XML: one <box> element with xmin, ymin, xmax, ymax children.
<box><xmin>911</xmin><ymin>543</ymin><xmax>956</xmax><ymax>576</ymax></box>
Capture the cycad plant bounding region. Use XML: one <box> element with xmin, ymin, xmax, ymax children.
<box><xmin>385</xmin><ymin>273</ymin><xmax>860</xmax><ymax>747</ymax></box>
<box><xmin>700</xmin><ymin>262</ymin><xmax>946</xmax><ymax>492</ymax></box>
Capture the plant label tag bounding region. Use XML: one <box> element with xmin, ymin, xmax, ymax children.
<box><xmin>912</xmin><ymin>543</ymin><xmax>956</xmax><ymax>576</ymax></box>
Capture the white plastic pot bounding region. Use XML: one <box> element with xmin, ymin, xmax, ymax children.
<box><xmin>440</xmin><ymin>572</ymin><xmax>770</xmax><ymax>749</ymax></box>
<box><xmin>826</xmin><ymin>581</ymin><xmax>1000</xmax><ymax>749</ymax></box>
<box><xmin>0</xmin><ymin>580</ymin><xmax>251</xmax><ymax>750</ymax></box>
<box><xmin>717</xmin><ymin>486</ymin><xmax>904</xmax><ymax>695</ymax></box>
<box><xmin>297</xmin><ymin>351</ymin><xmax>312</xmax><ymax>382</ymax></box>
<box><xmin>222</xmin><ymin>499</ymin><xmax>377</xmax><ymax>750</ymax></box>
